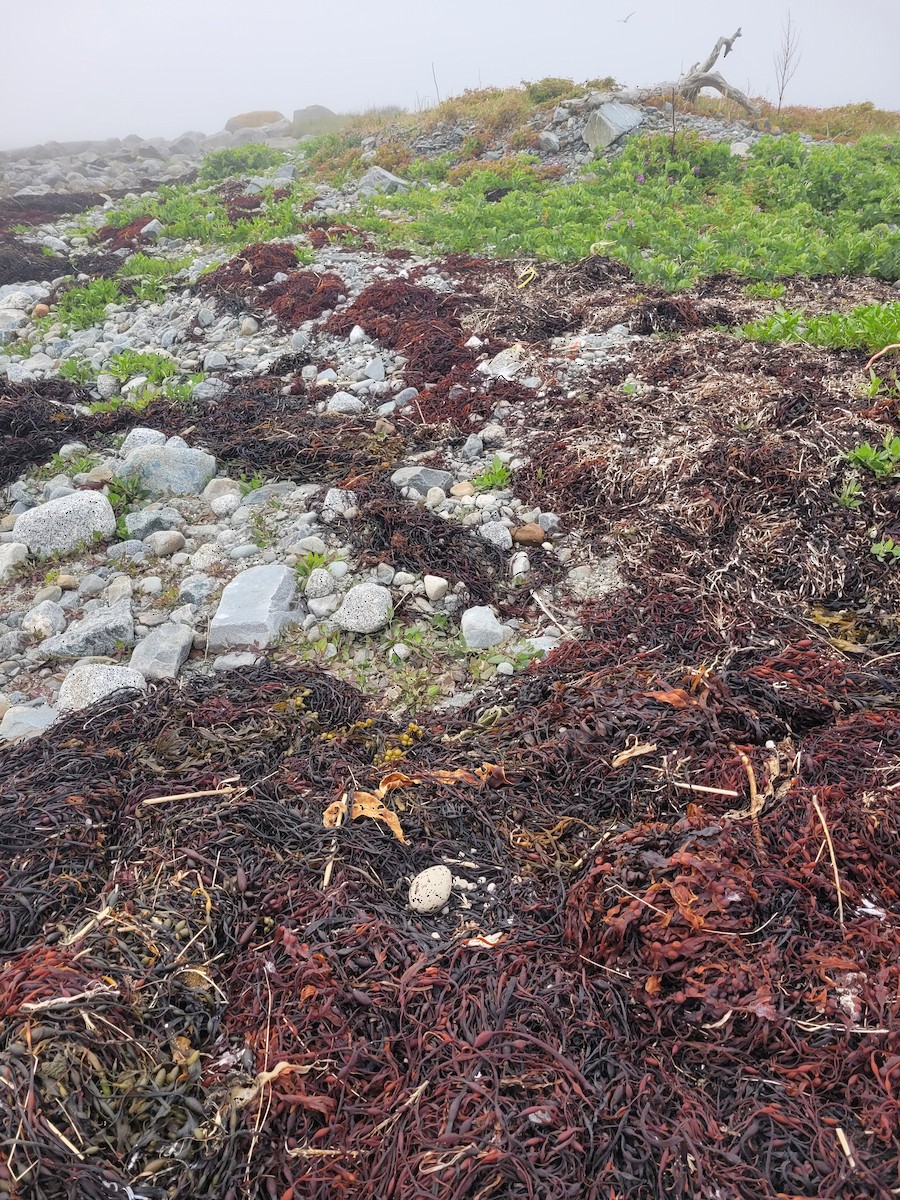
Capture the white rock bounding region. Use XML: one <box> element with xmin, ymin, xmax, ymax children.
<box><xmin>423</xmin><ymin>574</ymin><xmax>449</xmax><ymax>602</ymax></box>
<box><xmin>326</xmin><ymin>391</ymin><xmax>366</xmax><ymax>415</ymax></box>
<box><xmin>120</xmin><ymin>426</ymin><xmax>166</xmax><ymax>455</ymax></box>
<box><xmin>332</xmin><ymin>583</ymin><xmax>393</xmax><ymax>633</ymax></box>
<box><xmin>22</xmin><ymin>600</ymin><xmax>66</xmax><ymax>638</ymax></box>
<box><xmin>581</xmin><ymin>102</ymin><xmax>644</xmax><ymax>150</ymax></box>
<box><xmin>13</xmin><ymin>492</ymin><xmax>116</xmax><ymax>557</ymax></box>
<box><xmin>0</xmin><ymin>542</ymin><xmax>28</xmax><ymax>581</ymax></box>
<box><xmin>211</xmin><ymin>492</ymin><xmax>241</xmax><ymax>517</ymax></box>
<box><xmin>460</xmin><ymin>606</ymin><xmax>509</xmax><ymax>650</ymax></box>
<box><xmin>408</xmin><ymin>865</ymin><xmax>453</xmax><ymax>914</ymax></box>
<box><xmin>305</xmin><ymin>567</ymin><xmax>336</xmax><ymax>599</ymax></box>
<box><xmin>322</xmin><ymin>487</ymin><xmax>358</xmax><ymax>518</ymax></box>
<box><xmin>57</xmin><ymin>664</ymin><xmax>146</xmax><ymax>714</ymax></box>
<box><xmin>479</xmin><ymin>522</ymin><xmax>513</xmax><ymax>551</ymax></box>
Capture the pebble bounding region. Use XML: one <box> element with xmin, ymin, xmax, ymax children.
<box><xmin>512</xmin><ymin>523</ymin><xmax>546</xmax><ymax>545</ymax></box>
<box><xmin>408</xmin><ymin>865</ymin><xmax>453</xmax><ymax>914</ymax></box>
<box><xmin>423</xmin><ymin>574</ymin><xmax>449</xmax><ymax>602</ymax></box>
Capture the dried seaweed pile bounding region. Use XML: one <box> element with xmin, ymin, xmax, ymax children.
<box><xmin>1</xmin><ymin>606</ymin><xmax>898</xmax><ymax>1198</ymax></box>
<box><xmin>327</xmin><ymin>280</ymin><xmax>479</xmax><ymax>386</ymax></box>
<box><xmin>0</xmin><ymin>382</ymin><xmax>401</xmax><ymax>489</ymax></box>
<box><xmin>510</xmin><ymin>331</ymin><xmax>900</xmax><ymax>617</ymax></box>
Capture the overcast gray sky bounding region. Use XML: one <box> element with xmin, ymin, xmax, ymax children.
<box><xmin>2</xmin><ymin>0</ymin><xmax>897</xmax><ymax>149</ymax></box>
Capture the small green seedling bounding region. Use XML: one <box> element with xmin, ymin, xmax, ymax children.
<box><xmin>473</xmin><ymin>456</ymin><xmax>512</xmax><ymax>491</ymax></box>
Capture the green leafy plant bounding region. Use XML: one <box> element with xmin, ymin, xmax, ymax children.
<box><xmin>294</xmin><ymin>551</ymin><xmax>331</xmax><ymax>581</ymax></box>
<box><xmin>163</xmin><ymin>373</ymin><xmax>205</xmax><ymax>402</ymax></box>
<box><xmin>239</xmin><ymin>470</ymin><xmax>267</xmax><ymax>495</ymax></box>
<box><xmin>743</xmin><ymin>281</ymin><xmax>786</xmax><ymax>299</ymax></box>
<box><xmin>58</xmin><ymin>357</ymin><xmax>96</xmax><ymax>385</ymax></box>
<box><xmin>745</xmin><ymin>301</ymin><xmax>900</xmax><ymax>354</ymax></box>
<box><xmin>871</xmin><ymin>537</ymin><xmax>900</xmax><ymax>563</ymax></box>
<box><xmin>472</xmin><ymin>456</ymin><xmax>512</xmax><ymax>491</ymax></box>
<box><xmin>107</xmin><ymin>474</ymin><xmax>148</xmax><ymax>518</ymax></box>
<box><xmin>118</xmin><ymin>252</ymin><xmax>191</xmax><ymax>303</ymax></box>
<box><xmin>199</xmin><ymin>144</ymin><xmax>288</xmax><ymax>182</ymax></box>
<box><xmin>107</xmin><ymin>350</ymin><xmax>178</xmax><ymax>385</ymax></box>
<box><xmin>346</xmin><ymin>133</ymin><xmax>900</xmax><ymax>288</ymax></box>
<box><xmin>835</xmin><ymin>472</ymin><xmax>864</xmax><ymax>509</ymax></box>
<box><xmin>55</xmin><ymin>278</ymin><xmax>122</xmax><ymax>331</ymax></box>
<box><xmin>847</xmin><ymin>432</ymin><xmax>900</xmax><ymax>478</ymax></box>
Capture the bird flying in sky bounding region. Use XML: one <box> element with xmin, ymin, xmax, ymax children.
<box><xmin>617</xmin><ymin>11</ymin><xmax>635</xmax><ymax>22</ymax></box>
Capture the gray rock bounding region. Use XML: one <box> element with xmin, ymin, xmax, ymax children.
<box><xmin>479</xmin><ymin>522</ymin><xmax>513</xmax><ymax>551</ymax></box>
<box><xmin>57</xmin><ymin>663</ymin><xmax>146</xmax><ymax>713</ymax></box>
<box><xmin>461</xmin><ymin>433</ymin><xmax>484</xmax><ymax>461</ymax></box>
<box><xmin>538</xmin><ymin>130</ymin><xmax>561</xmax><ymax>153</ymax></box>
<box><xmin>144</xmin><ymin>530</ymin><xmax>186</xmax><ymax>556</ymax></box>
<box><xmin>39</xmin><ymin>601</ymin><xmax>134</xmax><ymax>659</ymax></box>
<box><xmin>120</xmin><ymin>426</ymin><xmax>166</xmax><ymax>455</ymax></box>
<box><xmin>0</xmin><ymin>703</ymin><xmax>57</xmax><ymax>742</ymax></box>
<box><xmin>480</xmin><ymin>347</ymin><xmax>524</xmax><ymax>380</ymax></box>
<box><xmin>581</xmin><ymin>103</ymin><xmax>644</xmax><ymax>150</ymax></box>
<box><xmin>140</xmin><ymin>218</ymin><xmax>163</xmax><ymax>238</ymax></box>
<box><xmin>364</xmin><ymin>357</ymin><xmax>385</xmax><ymax>381</ymax></box>
<box><xmin>207</xmin><ymin>564</ymin><xmax>298</xmax><ymax>650</ymax></box>
<box><xmin>96</xmin><ymin>373</ymin><xmax>120</xmax><ymax>400</ymax></box>
<box><xmin>129</xmin><ymin>622</ymin><xmax>194</xmax><ymax>680</ymax></box>
<box><xmin>125</xmin><ymin>507</ymin><xmax>180</xmax><ymax>539</ymax></box>
<box><xmin>107</xmin><ymin>540</ymin><xmax>146</xmax><ymax>561</ymax></box>
<box><xmin>307</xmin><ymin>595</ymin><xmax>341</xmax><ymax>619</ymax></box>
<box><xmin>408</xmin><ymin>865</ymin><xmax>452</xmax><ymax>913</ymax></box>
<box><xmin>390</xmin><ymin>466</ymin><xmax>454</xmax><ymax>496</ymax></box>
<box><xmin>293</xmin><ymin>535</ymin><xmax>327</xmax><ymax>555</ymax></box>
<box><xmin>212</xmin><ymin>651</ymin><xmax>261</xmax><ymax>671</ymax></box>
<box><xmin>730</xmin><ymin>140</ymin><xmax>751</xmax><ymax>157</ymax></box>
<box><xmin>321</xmin><ymin>487</ymin><xmax>358</xmax><ymax>518</ymax></box>
<box><xmin>460</xmin><ymin>605</ymin><xmax>508</xmax><ymax>650</ymax></box>
<box><xmin>33</xmin><ymin>584</ymin><xmax>63</xmax><ymax>605</ymax></box>
<box><xmin>192</xmin><ymin>378</ymin><xmax>230</xmax><ymax>402</ymax></box>
<box><xmin>358</xmin><ymin>166</ymin><xmax>409</xmax><ymax>196</ymax></box>
<box><xmin>326</xmin><ymin>391</ymin><xmax>365</xmax><ymax>415</ymax></box>
<box><xmin>120</xmin><ymin>438</ymin><xmax>216</xmax><ymax>496</ymax></box>
<box><xmin>332</xmin><ymin>582</ymin><xmax>393</xmax><ymax>633</ymax></box>
<box><xmin>393</xmin><ymin>387</ymin><xmax>419</xmax><ymax>405</ymax></box>
<box><xmin>13</xmin><ymin>492</ymin><xmax>116</xmax><ymax>557</ymax></box>
<box><xmin>178</xmin><ymin>573</ymin><xmax>220</xmax><ymax>605</ymax></box>
<box><xmin>22</xmin><ymin>600</ymin><xmax>66</xmax><ymax>638</ymax></box>
<box><xmin>78</xmin><ymin>574</ymin><xmax>107</xmax><ymax>598</ymax></box>
<box><xmin>203</xmin><ymin>350</ymin><xmax>228</xmax><ymax>371</ymax></box>
<box><xmin>0</xmin><ymin>543</ymin><xmax>28</xmax><ymax>581</ymax></box>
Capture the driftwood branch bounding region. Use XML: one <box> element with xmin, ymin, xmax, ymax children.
<box><xmin>618</xmin><ymin>28</ymin><xmax>760</xmax><ymax>116</ymax></box>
